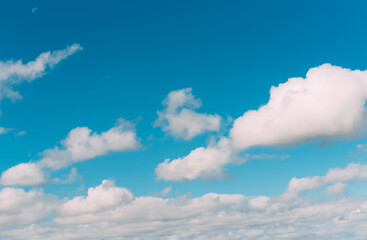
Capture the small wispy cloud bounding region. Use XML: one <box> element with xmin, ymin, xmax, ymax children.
<box><xmin>31</xmin><ymin>7</ymin><xmax>38</xmax><ymax>14</ymax></box>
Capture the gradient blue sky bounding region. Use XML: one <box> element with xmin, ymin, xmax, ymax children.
<box><xmin>1</xmin><ymin>1</ymin><xmax>367</xmax><ymax>239</ymax></box>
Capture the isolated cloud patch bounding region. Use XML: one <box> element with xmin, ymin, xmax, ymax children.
<box><xmin>0</xmin><ymin>44</ymin><xmax>82</xmax><ymax>102</ymax></box>
<box><xmin>157</xmin><ymin>64</ymin><xmax>367</xmax><ymax>181</ymax></box>
<box><xmin>154</xmin><ymin>88</ymin><xmax>221</xmax><ymax>140</ymax></box>
<box><xmin>0</xmin><ymin>44</ymin><xmax>82</xmax><ymax>135</ymax></box>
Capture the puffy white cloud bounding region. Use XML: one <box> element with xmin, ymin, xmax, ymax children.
<box><xmin>155</xmin><ymin>138</ymin><xmax>233</xmax><ymax>181</ymax></box>
<box><xmin>157</xmin><ymin>64</ymin><xmax>367</xmax><ymax>181</ymax></box>
<box><xmin>0</xmin><ymin>44</ymin><xmax>82</xmax><ymax>102</ymax></box>
<box><xmin>155</xmin><ymin>88</ymin><xmax>221</xmax><ymax>140</ymax></box>
<box><xmin>0</xmin><ymin>163</ymin><xmax>45</xmax><ymax>186</ymax></box>
<box><xmin>55</xmin><ymin>179</ymin><xmax>245</xmax><ymax>225</ymax></box>
<box><xmin>0</xmin><ymin>119</ymin><xmax>141</xmax><ymax>186</ymax></box>
<box><xmin>230</xmin><ymin>64</ymin><xmax>367</xmax><ymax>149</ymax></box>
<box><xmin>58</xmin><ymin>180</ymin><xmax>134</xmax><ymax>216</ymax></box>
<box><xmin>40</xmin><ymin>119</ymin><xmax>141</xmax><ymax>170</ymax></box>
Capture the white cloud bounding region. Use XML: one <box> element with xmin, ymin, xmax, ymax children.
<box><xmin>157</xmin><ymin>64</ymin><xmax>367</xmax><ymax>181</ymax></box>
<box><xmin>0</xmin><ymin>44</ymin><xmax>82</xmax><ymax>136</ymax></box>
<box><xmin>155</xmin><ymin>138</ymin><xmax>233</xmax><ymax>181</ymax></box>
<box><xmin>40</xmin><ymin>119</ymin><xmax>141</xmax><ymax>170</ymax></box>
<box><xmin>0</xmin><ymin>163</ymin><xmax>45</xmax><ymax>186</ymax></box>
<box><xmin>2</xmin><ymin>164</ymin><xmax>367</xmax><ymax>239</ymax></box>
<box><xmin>230</xmin><ymin>64</ymin><xmax>367</xmax><ymax>149</ymax></box>
<box><xmin>0</xmin><ymin>44</ymin><xmax>82</xmax><ymax>103</ymax></box>
<box><xmin>0</xmin><ymin>187</ymin><xmax>57</xmax><ymax>227</ymax></box>
<box><xmin>154</xmin><ymin>88</ymin><xmax>221</xmax><ymax>140</ymax></box>
<box><xmin>248</xmin><ymin>196</ymin><xmax>270</xmax><ymax>210</ymax></box>
<box><xmin>0</xmin><ymin>119</ymin><xmax>141</xmax><ymax>186</ymax></box>
<box><xmin>283</xmin><ymin>162</ymin><xmax>367</xmax><ymax>198</ymax></box>
<box><xmin>55</xmin><ymin>180</ymin><xmax>245</xmax><ymax>225</ymax></box>
<box><xmin>57</xmin><ymin>180</ymin><xmax>134</xmax><ymax>216</ymax></box>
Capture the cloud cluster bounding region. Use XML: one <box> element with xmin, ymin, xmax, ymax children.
<box><xmin>1</xmin><ymin>163</ymin><xmax>367</xmax><ymax>239</ymax></box>
<box><xmin>0</xmin><ymin>119</ymin><xmax>140</xmax><ymax>186</ymax></box>
<box><xmin>154</xmin><ymin>88</ymin><xmax>221</xmax><ymax>140</ymax></box>
<box><xmin>157</xmin><ymin>64</ymin><xmax>367</xmax><ymax>181</ymax></box>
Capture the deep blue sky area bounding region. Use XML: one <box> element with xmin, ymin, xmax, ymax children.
<box><xmin>1</xmin><ymin>0</ymin><xmax>367</xmax><ymax>198</ymax></box>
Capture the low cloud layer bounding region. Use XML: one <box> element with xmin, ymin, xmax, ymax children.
<box><xmin>157</xmin><ymin>64</ymin><xmax>367</xmax><ymax>181</ymax></box>
<box><xmin>1</xmin><ymin>163</ymin><xmax>367</xmax><ymax>239</ymax></box>
<box><xmin>154</xmin><ymin>88</ymin><xmax>221</xmax><ymax>140</ymax></box>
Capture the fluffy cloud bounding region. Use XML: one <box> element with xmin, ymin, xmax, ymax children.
<box><xmin>155</xmin><ymin>138</ymin><xmax>233</xmax><ymax>181</ymax></box>
<box><xmin>39</xmin><ymin>119</ymin><xmax>141</xmax><ymax>170</ymax></box>
<box><xmin>284</xmin><ymin>162</ymin><xmax>367</xmax><ymax>198</ymax></box>
<box><xmin>0</xmin><ymin>119</ymin><xmax>140</xmax><ymax>186</ymax></box>
<box><xmin>0</xmin><ymin>44</ymin><xmax>82</xmax><ymax>102</ymax></box>
<box><xmin>57</xmin><ymin>180</ymin><xmax>134</xmax><ymax>217</ymax></box>
<box><xmin>154</xmin><ymin>88</ymin><xmax>221</xmax><ymax>140</ymax></box>
<box><xmin>157</xmin><ymin>64</ymin><xmax>367</xmax><ymax>181</ymax></box>
<box><xmin>2</xmin><ymin>163</ymin><xmax>367</xmax><ymax>239</ymax></box>
<box><xmin>0</xmin><ymin>187</ymin><xmax>57</xmax><ymax>228</ymax></box>
<box><xmin>55</xmin><ymin>180</ymin><xmax>245</xmax><ymax>225</ymax></box>
<box><xmin>0</xmin><ymin>163</ymin><xmax>45</xmax><ymax>186</ymax></box>
<box><xmin>230</xmin><ymin>64</ymin><xmax>367</xmax><ymax>149</ymax></box>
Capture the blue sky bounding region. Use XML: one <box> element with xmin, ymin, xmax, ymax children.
<box><xmin>1</xmin><ymin>1</ymin><xmax>367</xmax><ymax>239</ymax></box>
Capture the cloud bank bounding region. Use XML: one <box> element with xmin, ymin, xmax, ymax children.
<box><xmin>1</xmin><ymin>163</ymin><xmax>367</xmax><ymax>239</ymax></box>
